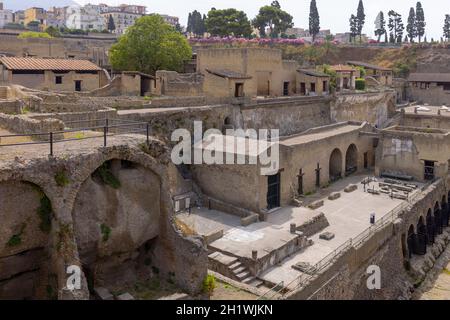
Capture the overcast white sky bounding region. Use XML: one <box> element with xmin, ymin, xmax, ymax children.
<box><xmin>76</xmin><ymin>0</ymin><xmax>448</xmax><ymax>39</ymax></box>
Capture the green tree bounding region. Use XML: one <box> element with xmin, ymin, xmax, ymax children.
<box><xmin>187</xmin><ymin>10</ymin><xmax>205</xmax><ymax>37</ymax></box>
<box><xmin>109</xmin><ymin>15</ymin><xmax>192</xmax><ymax>75</ymax></box>
<box><xmin>253</xmin><ymin>1</ymin><xmax>293</xmax><ymax>38</ymax></box>
<box><xmin>356</xmin><ymin>0</ymin><xmax>365</xmax><ymax>43</ymax></box>
<box><xmin>443</xmin><ymin>14</ymin><xmax>450</xmax><ymax>41</ymax></box>
<box><xmin>45</xmin><ymin>26</ymin><xmax>61</xmax><ymax>37</ymax></box>
<box><xmin>107</xmin><ymin>14</ymin><xmax>115</xmax><ymax>32</ymax></box>
<box><xmin>374</xmin><ymin>11</ymin><xmax>386</xmax><ymax>42</ymax></box>
<box><xmin>388</xmin><ymin>10</ymin><xmax>404</xmax><ymax>43</ymax></box>
<box><xmin>415</xmin><ymin>2</ymin><xmax>425</xmax><ymax>42</ymax></box>
<box><xmin>309</xmin><ymin>0</ymin><xmax>320</xmax><ymax>42</ymax></box>
<box><xmin>406</xmin><ymin>7</ymin><xmax>417</xmax><ymax>42</ymax></box>
<box><xmin>205</xmin><ymin>8</ymin><xmax>252</xmax><ymax>38</ymax></box>
<box><xmin>349</xmin><ymin>14</ymin><xmax>358</xmax><ymax>43</ymax></box>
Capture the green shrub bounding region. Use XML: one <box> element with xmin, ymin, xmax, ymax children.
<box><xmin>96</xmin><ymin>163</ymin><xmax>121</xmax><ymax>189</ymax></box>
<box><xmin>18</xmin><ymin>31</ymin><xmax>52</xmax><ymax>39</ymax></box>
<box><xmin>100</xmin><ymin>224</ymin><xmax>111</xmax><ymax>242</ymax></box>
<box><xmin>54</xmin><ymin>170</ymin><xmax>70</xmax><ymax>187</ymax></box>
<box><xmin>7</xmin><ymin>234</ymin><xmax>22</xmax><ymax>247</ymax></box>
<box><xmin>355</xmin><ymin>78</ymin><xmax>366</xmax><ymax>91</ymax></box>
<box><xmin>38</xmin><ymin>196</ymin><xmax>52</xmax><ymax>234</ymax></box>
<box><xmin>202</xmin><ymin>274</ymin><xmax>216</xmax><ymax>296</ymax></box>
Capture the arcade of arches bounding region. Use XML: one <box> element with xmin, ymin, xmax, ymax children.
<box><xmin>406</xmin><ymin>193</ymin><xmax>450</xmax><ymax>259</ymax></box>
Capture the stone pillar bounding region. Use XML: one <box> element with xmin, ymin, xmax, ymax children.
<box><xmin>252</xmin><ymin>250</ymin><xmax>258</xmax><ymax>260</ymax></box>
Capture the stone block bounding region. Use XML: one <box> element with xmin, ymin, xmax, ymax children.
<box><xmin>308</xmin><ymin>200</ymin><xmax>324</xmax><ymax>210</ymax></box>
<box><xmin>292</xmin><ymin>262</ymin><xmax>316</xmax><ymax>275</ymax></box>
<box><xmin>328</xmin><ymin>192</ymin><xmax>341</xmax><ymax>200</ymax></box>
<box><xmin>319</xmin><ymin>232</ymin><xmax>335</xmax><ymax>241</ymax></box>
<box><xmin>158</xmin><ymin>293</ymin><xmax>190</xmax><ymax>300</ymax></box>
<box><xmin>344</xmin><ymin>184</ymin><xmax>358</xmax><ymax>193</ymax></box>
<box><xmin>203</xmin><ymin>229</ymin><xmax>223</xmax><ymax>245</ymax></box>
<box><xmin>367</xmin><ymin>188</ymin><xmax>380</xmax><ymax>195</ymax></box>
<box><xmin>94</xmin><ymin>287</ymin><xmax>113</xmax><ymax>300</ymax></box>
<box><xmin>116</xmin><ymin>292</ymin><xmax>135</xmax><ymax>300</ymax></box>
<box><xmin>292</xmin><ymin>198</ymin><xmax>303</xmax><ymax>207</ymax></box>
<box><xmin>241</xmin><ymin>213</ymin><xmax>259</xmax><ymax>226</ymax></box>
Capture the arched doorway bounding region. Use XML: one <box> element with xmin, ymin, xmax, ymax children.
<box><xmin>434</xmin><ymin>202</ymin><xmax>443</xmax><ymax>235</ymax></box>
<box><xmin>426</xmin><ymin>209</ymin><xmax>435</xmax><ymax>245</ymax></box>
<box><xmin>407</xmin><ymin>225</ymin><xmax>416</xmax><ymax>258</ymax></box>
<box><xmin>329</xmin><ymin>148</ymin><xmax>343</xmax><ymax>182</ymax></box>
<box><xmin>345</xmin><ymin>144</ymin><xmax>358</xmax><ymax>176</ymax></box>
<box><xmin>416</xmin><ymin>217</ymin><xmax>427</xmax><ymax>255</ymax></box>
<box><xmin>442</xmin><ymin>195</ymin><xmax>449</xmax><ymax>228</ymax></box>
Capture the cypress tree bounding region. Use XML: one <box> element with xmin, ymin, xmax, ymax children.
<box><xmin>309</xmin><ymin>0</ymin><xmax>320</xmax><ymax>42</ymax></box>
<box><xmin>415</xmin><ymin>2</ymin><xmax>425</xmax><ymax>42</ymax></box>
<box><xmin>406</xmin><ymin>7</ymin><xmax>417</xmax><ymax>42</ymax></box>
<box><xmin>356</xmin><ymin>0</ymin><xmax>365</xmax><ymax>43</ymax></box>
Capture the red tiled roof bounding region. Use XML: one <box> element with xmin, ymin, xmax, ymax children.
<box><xmin>0</xmin><ymin>57</ymin><xmax>102</xmax><ymax>71</ymax></box>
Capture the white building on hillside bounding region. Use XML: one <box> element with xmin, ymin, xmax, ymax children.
<box><xmin>65</xmin><ymin>5</ymin><xmax>105</xmax><ymax>31</ymax></box>
<box><xmin>0</xmin><ymin>2</ymin><xmax>14</xmax><ymax>28</ymax></box>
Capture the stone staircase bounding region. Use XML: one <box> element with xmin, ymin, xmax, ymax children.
<box><xmin>0</xmin><ymin>86</ymin><xmax>8</xmax><ymax>100</ymax></box>
<box><xmin>208</xmin><ymin>251</ymin><xmax>264</xmax><ymax>288</ymax></box>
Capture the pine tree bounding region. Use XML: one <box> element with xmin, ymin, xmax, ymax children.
<box><xmin>187</xmin><ymin>13</ymin><xmax>192</xmax><ymax>33</ymax></box>
<box><xmin>406</xmin><ymin>7</ymin><xmax>417</xmax><ymax>42</ymax></box>
<box><xmin>374</xmin><ymin>11</ymin><xmax>386</xmax><ymax>42</ymax></box>
<box><xmin>349</xmin><ymin>14</ymin><xmax>358</xmax><ymax>43</ymax></box>
<box><xmin>388</xmin><ymin>10</ymin><xmax>404</xmax><ymax>44</ymax></box>
<box><xmin>309</xmin><ymin>0</ymin><xmax>320</xmax><ymax>42</ymax></box>
<box><xmin>444</xmin><ymin>14</ymin><xmax>450</xmax><ymax>41</ymax></box>
<box><xmin>356</xmin><ymin>0</ymin><xmax>365</xmax><ymax>43</ymax></box>
<box><xmin>415</xmin><ymin>2</ymin><xmax>426</xmax><ymax>42</ymax></box>
<box><xmin>107</xmin><ymin>15</ymin><xmax>115</xmax><ymax>32</ymax></box>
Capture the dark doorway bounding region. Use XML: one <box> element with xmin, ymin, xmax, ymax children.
<box><xmin>283</xmin><ymin>82</ymin><xmax>289</xmax><ymax>96</ymax></box>
<box><xmin>315</xmin><ymin>163</ymin><xmax>321</xmax><ymax>188</ymax></box>
<box><xmin>407</xmin><ymin>225</ymin><xmax>415</xmax><ymax>258</ymax></box>
<box><xmin>416</xmin><ymin>217</ymin><xmax>427</xmax><ymax>255</ymax></box>
<box><xmin>443</xmin><ymin>196</ymin><xmax>449</xmax><ymax>227</ymax></box>
<box><xmin>434</xmin><ymin>202</ymin><xmax>443</xmax><ymax>235</ymax></box>
<box><xmin>300</xmin><ymin>82</ymin><xmax>306</xmax><ymax>95</ymax></box>
<box><xmin>323</xmin><ymin>80</ymin><xmax>328</xmax><ymax>92</ymax></box>
<box><xmin>329</xmin><ymin>148</ymin><xmax>342</xmax><ymax>182</ymax></box>
<box><xmin>74</xmin><ymin>80</ymin><xmax>82</xmax><ymax>92</ymax></box>
<box><xmin>267</xmin><ymin>172</ymin><xmax>280</xmax><ymax>210</ymax></box>
<box><xmin>140</xmin><ymin>76</ymin><xmax>151</xmax><ymax>96</ymax></box>
<box><xmin>424</xmin><ymin>160</ymin><xmax>435</xmax><ymax>181</ymax></box>
<box><xmin>426</xmin><ymin>210</ymin><xmax>435</xmax><ymax>245</ymax></box>
<box><xmin>364</xmin><ymin>152</ymin><xmax>368</xmax><ymax>169</ymax></box>
<box><xmin>297</xmin><ymin>169</ymin><xmax>304</xmax><ymax>195</ymax></box>
<box><xmin>345</xmin><ymin>144</ymin><xmax>358</xmax><ymax>176</ymax></box>
<box><xmin>235</xmin><ymin>83</ymin><xmax>244</xmax><ymax>97</ymax></box>
<box><xmin>310</xmin><ymin>83</ymin><xmax>316</xmax><ymax>93</ymax></box>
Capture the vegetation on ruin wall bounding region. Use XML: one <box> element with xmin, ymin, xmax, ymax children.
<box><xmin>96</xmin><ymin>163</ymin><xmax>121</xmax><ymax>189</ymax></box>
<box><xmin>100</xmin><ymin>223</ymin><xmax>111</xmax><ymax>242</ymax></box>
<box><xmin>38</xmin><ymin>195</ymin><xmax>53</xmax><ymax>234</ymax></box>
<box><xmin>54</xmin><ymin>170</ymin><xmax>70</xmax><ymax>187</ymax></box>
<box><xmin>6</xmin><ymin>223</ymin><xmax>26</xmax><ymax>247</ymax></box>
<box><xmin>110</xmin><ymin>15</ymin><xmax>192</xmax><ymax>75</ymax></box>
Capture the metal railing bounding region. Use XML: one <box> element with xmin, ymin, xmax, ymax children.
<box><xmin>0</xmin><ymin>118</ymin><xmax>150</xmax><ymax>156</ymax></box>
<box><xmin>281</xmin><ymin>199</ymin><xmax>412</xmax><ymax>296</ymax></box>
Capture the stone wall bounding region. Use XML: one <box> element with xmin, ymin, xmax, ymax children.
<box><xmin>0</xmin><ymin>113</ymin><xmax>64</xmax><ymax>139</ymax></box>
<box><xmin>0</xmin><ymin>137</ymin><xmax>207</xmax><ymax>299</ymax></box>
<box><xmin>407</xmin><ymin>84</ymin><xmax>450</xmax><ymax>106</ymax></box>
<box><xmin>331</xmin><ymin>91</ymin><xmax>397</xmax><ymax>128</ymax></box>
<box><xmin>400</xmin><ymin>113</ymin><xmax>450</xmax><ymax>131</ymax></box>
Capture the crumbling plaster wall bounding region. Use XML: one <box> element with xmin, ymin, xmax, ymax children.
<box><xmin>331</xmin><ymin>91</ymin><xmax>397</xmax><ymax>128</ymax></box>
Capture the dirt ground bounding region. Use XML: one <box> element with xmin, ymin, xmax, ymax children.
<box><xmin>210</xmin><ymin>280</ymin><xmax>258</xmax><ymax>300</ymax></box>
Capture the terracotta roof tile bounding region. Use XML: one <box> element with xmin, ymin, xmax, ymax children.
<box><xmin>0</xmin><ymin>57</ymin><xmax>102</xmax><ymax>71</ymax></box>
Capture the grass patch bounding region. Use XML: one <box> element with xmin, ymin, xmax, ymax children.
<box><xmin>100</xmin><ymin>224</ymin><xmax>111</xmax><ymax>242</ymax></box>
<box><xmin>37</xmin><ymin>195</ymin><xmax>52</xmax><ymax>234</ymax></box>
<box><xmin>443</xmin><ymin>268</ymin><xmax>450</xmax><ymax>276</ymax></box>
<box><xmin>54</xmin><ymin>170</ymin><xmax>70</xmax><ymax>187</ymax></box>
<box><xmin>203</xmin><ymin>274</ymin><xmax>216</xmax><ymax>297</ymax></box>
<box><xmin>96</xmin><ymin>163</ymin><xmax>121</xmax><ymax>189</ymax></box>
